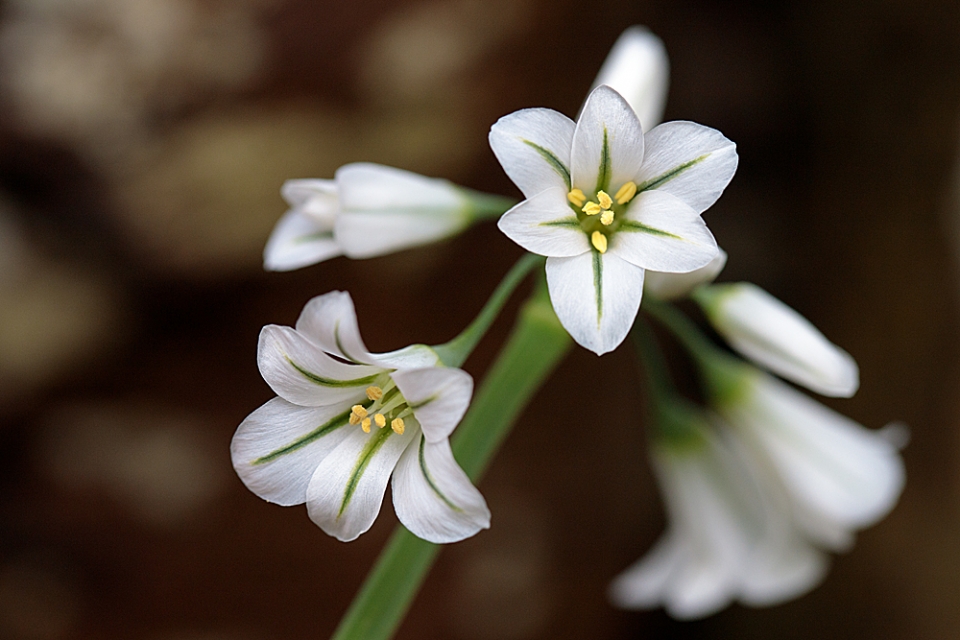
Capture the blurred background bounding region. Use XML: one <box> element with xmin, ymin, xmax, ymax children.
<box><xmin>2</xmin><ymin>0</ymin><xmax>960</xmax><ymax>638</ymax></box>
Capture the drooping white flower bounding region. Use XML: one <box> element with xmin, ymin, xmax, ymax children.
<box><xmin>588</xmin><ymin>26</ymin><xmax>669</xmax><ymax>131</ymax></box>
<box><xmin>263</xmin><ymin>163</ymin><xmax>492</xmax><ymax>271</ymax></box>
<box><xmin>489</xmin><ymin>85</ymin><xmax>736</xmax><ymax>354</ymax></box>
<box><xmin>231</xmin><ymin>291</ymin><xmax>490</xmax><ymax>543</ymax></box>
<box><xmin>694</xmin><ymin>283</ymin><xmax>859</xmax><ymax>397</ymax></box>
<box><xmin>707</xmin><ymin>364</ymin><xmax>905</xmax><ymax>552</ymax></box>
<box><xmin>610</xmin><ymin>406</ymin><xmax>828</xmax><ymax>619</ymax></box>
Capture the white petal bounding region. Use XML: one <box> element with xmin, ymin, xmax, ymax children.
<box><xmin>392</xmin><ymin>434</ymin><xmax>490</xmax><ymax>543</ymax></box>
<box><xmin>488</xmin><ymin>107</ymin><xmax>576</xmax><ymax>198</ymax></box>
<box><xmin>612</xmin><ymin>190</ymin><xmax>719</xmax><ymax>272</ymax></box>
<box><xmin>732</xmin><ymin>375</ymin><xmax>905</xmax><ymax>537</ymax></box>
<box><xmin>263</xmin><ymin>209</ymin><xmax>342</xmax><ymax>271</ymax></box>
<box><xmin>496</xmin><ymin>187</ymin><xmax>591</xmax><ymax>257</ymax></box>
<box><xmin>609</xmin><ymin>534</ymin><xmax>684</xmax><ymax>609</ymax></box>
<box><xmin>589</xmin><ymin>26</ymin><xmax>669</xmax><ymax>130</ymax></box>
<box><xmin>231</xmin><ymin>397</ymin><xmax>354</xmax><ymax>506</ymax></box>
<box><xmin>332</xmin><ymin>163</ymin><xmax>470</xmax><ymax>259</ymax></box>
<box><xmin>644</xmin><ymin>248</ymin><xmax>727</xmax><ymax>300</ymax></box>
<box><xmin>281</xmin><ymin>179</ymin><xmax>338</xmax><ymax>216</ymax></box>
<box><xmin>545</xmin><ymin>252</ymin><xmax>645</xmax><ymax>355</ymax></box>
<box><xmin>697</xmin><ymin>283</ymin><xmax>859</xmax><ymax>397</ymax></box>
<box><xmin>257</xmin><ymin>325</ymin><xmax>382</xmax><ymax>407</ymax></box>
<box><xmin>305</xmin><ymin>422</ymin><xmax>416</xmax><ymax>541</ymax></box>
<box><xmin>572</xmin><ymin>86</ymin><xmax>646</xmax><ymax>195</ymax></box>
<box><xmin>637</xmin><ymin>121</ymin><xmax>738</xmax><ymax>213</ymax></box>
<box><xmin>294</xmin><ymin>291</ymin><xmax>375</xmax><ymax>365</ymax></box>
<box><xmin>371</xmin><ymin>344</ymin><xmax>442</xmax><ymax>369</ymax></box>
<box><xmin>392</xmin><ymin>367</ymin><xmax>473</xmax><ymax>443</ymax></box>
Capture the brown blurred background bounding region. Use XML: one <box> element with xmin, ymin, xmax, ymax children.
<box><xmin>2</xmin><ymin>0</ymin><xmax>960</xmax><ymax>638</ymax></box>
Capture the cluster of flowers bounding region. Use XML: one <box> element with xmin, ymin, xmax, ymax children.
<box><xmin>231</xmin><ymin>27</ymin><xmax>904</xmax><ymax>620</ymax></box>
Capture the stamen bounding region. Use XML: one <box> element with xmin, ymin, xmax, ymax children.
<box><xmin>567</xmin><ymin>188</ymin><xmax>586</xmax><ymax>207</ymax></box>
<box><xmin>591</xmin><ymin>231</ymin><xmax>608</xmax><ymax>253</ymax></box>
<box><xmin>600</xmin><ymin>210</ymin><xmax>614</xmax><ymax>226</ymax></box>
<box><xmin>361</xmin><ymin>417</ymin><xmax>372</xmax><ymax>433</ymax></box>
<box><xmin>391</xmin><ymin>418</ymin><xmax>405</xmax><ymax>434</ymax></box>
<box><xmin>366</xmin><ymin>386</ymin><xmax>383</xmax><ymax>401</ymax></box>
<box><xmin>349</xmin><ymin>405</ymin><xmax>368</xmax><ymax>425</ymax></box>
<box><xmin>582</xmin><ymin>202</ymin><xmax>601</xmax><ymax>216</ymax></box>
<box><xmin>374</xmin><ymin>413</ymin><xmax>387</xmax><ymax>429</ymax></box>
<box><xmin>597</xmin><ymin>190</ymin><xmax>613</xmax><ymax>209</ymax></box>
<box><xmin>615</xmin><ymin>181</ymin><xmax>637</xmax><ymax>205</ymax></box>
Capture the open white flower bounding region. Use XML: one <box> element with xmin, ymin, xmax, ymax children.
<box><xmin>589</xmin><ymin>26</ymin><xmax>669</xmax><ymax>131</ymax></box>
<box><xmin>489</xmin><ymin>85</ymin><xmax>736</xmax><ymax>354</ymax></box>
<box><xmin>610</xmin><ymin>407</ymin><xmax>827</xmax><ymax>619</ymax></box>
<box><xmin>644</xmin><ymin>248</ymin><xmax>727</xmax><ymax>300</ymax></box>
<box><xmin>709</xmin><ymin>365</ymin><xmax>905</xmax><ymax>552</ymax></box>
<box><xmin>695</xmin><ymin>283</ymin><xmax>859</xmax><ymax>397</ymax></box>
<box><xmin>231</xmin><ymin>291</ymin><xmax>490</xmax><ymax>543</ymax></box>
<box><xmin>264</xmin><ymin>163</ymin><xmax>490</xmax><ymax>271</ymax></box>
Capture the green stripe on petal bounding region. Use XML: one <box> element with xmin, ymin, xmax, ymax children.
<box><xmin>521</xmin><ymin>139</ymin><xmax>571</xmax><ymax>190</ymax></box>
<box><xmin>408</xmin><ymin>394</ymin><xmax>438</xmax><ymax>410</ymax></box>
<box><xmin>293</xmin><ymin>231</ymin><xmax>334</xmax><ymax>244</ymax></box>
<box><xmin>637</xmin><ymin>154</ymin><xmax>708</xmax><ymax>193</ymax></box>
<box><xmin>593</xmin><ymin>250</ymin><xmax>603</xmax><ymax>327</ymax></box>
<box><xmin>539</xmin><ymin>217</ymin><xmax>580</xmax><ymax>228</ymax></box>
<box><xmin>253</xmin><ymin>403</ymin><xmax>362</xmax><ymax>465</ymax></box>
<box><xmin>618</xmin><ymin>220</ymin><xmax>684</xmax><ymax>239</ymax></box>
<box><xmin>285</xmin><ymin>355</ymin><xmax>381</xmax><ymax>387</ymax></box>
<box><xmin>419</xmin><ymin>437</ymin><xmax>463</xmax><ymax>513</ymax></box>
<box><xmin>339</xmin><ymin>427</ymin><xmax>394</xmax><ymax>518</ymax></box>
<box><xmin>595</xmin><ymin>126</ymin><xmax>611</xmax><ymax>194</ymax></box>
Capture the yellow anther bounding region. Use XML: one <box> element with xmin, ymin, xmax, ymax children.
<box><xmin>366</xmin><ymin>386</ymin><xmax>383</xmax><ymax>401</ymax></box>
<box><xmin>349</xmin><ymin>404</ymin><xmax>367</xmax><ymax>425</ymax></box>
<box><xmin>600</xmin><ymin>210</ymin><xmax>615</xmax><ymax>226</ymax></box>
<box><xmin>615</xmin><ymin>181</ymin><xmax>638</xmax><ymax>205</ymax></box>
<box><xmin>582</xmin><ymin>202</ymin><xmax>601</xmax><ymax>216</ymax></box>
<box><xmin>567</xmin><ymin>188</ymin><xmax>586</xmax><ymax>207</ymax></box>
<box><xmin>591</xmin><ymin>231</ymin><xmax>608</xmax><ymax>253</ymax></box>
<box><xmin>597</xmin><ymin>190</ymin><xmax>613</xmax><ymax>209</ymax></box>
<box><xmin>391</xmin><ymin>418</ymin><xmax>405</xmax><ymax>435</ymax></box>
<box><xmin>361</xmin><ymin>417</ymin><xmax>372</xmax><ymax>433</ymax></box>
<box><xmin>374</xmin><ymin>413</ymin><xmax>387</xmax><ymax>429</ymax></box>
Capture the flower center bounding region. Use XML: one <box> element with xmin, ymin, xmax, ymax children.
<box><xmin>567</xmin><ymin>181</ymin><xmax>638</xmax><ymax>253</ymax></box>
<box><xmin>349</xmin><ymin>382</ymin><xmax>409</xmax><ymax>434</ymax></box>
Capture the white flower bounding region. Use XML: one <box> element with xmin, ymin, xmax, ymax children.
<box><xmin>263</xmin><ymin>163</ymin><xmax>484</xmax><ymax>271</ymax></box>
<box><xmin>588</xmin><ymin>26</ymin><xmax>669</xmax><ymax>131</ymax></box>
<box><xmin>489</xmin><ymin>85</ymin><xmax>737</xmax><ymax>354</ymax></box>
<box><xmin>230</xmin><ymin>291</ymin><xmax>490</xmax><ymax>543</ymax></box>
<box><xmin>644</xmin><ymin>248</ymin><xmax>727</xmax><ymax>300</ymax></box>
<box><xmin>610</xmin><ymin>407</ymin><xmax>828</xmax><ymax>619</ymax></box>
<box><xmin>695</xmin><ymin>283</ymin><xmax>859</xmax><ymax>397</ymax></box>
<box><xmin>710</xmin><ymin>366</ymin><xmax>905</xmax><ymax>552</ymax></box>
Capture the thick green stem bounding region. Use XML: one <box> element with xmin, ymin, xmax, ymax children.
<box><xmin>433</xmin><ymin>253</ymin><xmax>544</xmax><ymax>368</ymax></box>
<box><xmin>330</xmin><ymin>280</ymin><xmax>571</xmax><ymax>640</ymax></box>
<box><xmin>462</xmin><ymin>188</ymin><xmax>518</xmax><ymax>221</ymax></box>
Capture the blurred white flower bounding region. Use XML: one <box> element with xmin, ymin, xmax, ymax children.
<box><xmin>231</xmin><ymin>291</ymin><xmax>490</xmax><ymax>543</ymax></box>
<box><xmin>588</xmin><ymin>25</ymin><xmax>669</xmax><ymax>131</ymax></box>
<box><xmin>695</xmin><ymin>283</ymin><xmax>859</xmax><ymax>397</ymax></box>
<box><xmin>489</xmin><ymin>85</ymin><xmax>735</xmax><ymax>354</ymax></box>
<box><xmin>264</xmin><ymin>163</ymin><xmax>497</xmax><ymax>271</ymax></box>
<box><xmin>610</xmin><ymin>405</ymin><xmax>827</xmax><ymax>619</ymax></box>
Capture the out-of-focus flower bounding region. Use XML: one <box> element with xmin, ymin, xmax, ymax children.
<box><xmin>644</xmin><ymin>248</ymin><xmax>727</xmax><ymax>300</ymax></box>
<box><xmin>705</xmin><ymin>361</ymin><xmax>905</xmax><ymax>552</ymax></box>
<box><xmin>694</xmin><ymin>283</ymin><xmax>859</xmax><ymax>397</ymax></box>
<box><xmin>610</xmin><ymin>404</ymin><xmax>827</xmax><ymax>619</ymax></box>
<box><xmin>588</xmin><ymin>26</ymin><xmax>669</xmax><ymax>131</ymax></box>
<box><xmin>263</xmin><ymin>163</ymin><xmax>508</xmax><ymax>271</ymax></box>
<box><xmin>489</xmin><ymin>85</ymin><xmax>736</xmax><ymax>354</ymax></box>
<box><xmin>231</xmin><ymin>291</ymin><xmax>490</xmax><ymax>543</ymax></box>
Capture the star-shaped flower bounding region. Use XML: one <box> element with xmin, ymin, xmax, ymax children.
<box><xmin>489</xmin><ymin>85</ymin><xmax>737</xmax><ymax>354</ymax></box>
<box><xmin>231</xmin><ymin>291</ymin><xmax>490</xmax><ymax>543</ymax></box>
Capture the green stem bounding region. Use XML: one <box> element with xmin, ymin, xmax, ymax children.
<box><xmin>330</xmin><ymin>279</ymin><xmax>571</xmax><ymax>640</ymax></box>
<box><xmin>433</xmin><ymin>253</ymin><xmax>544</xmax><ymax>368</ymax></box>
<box><xmin>462</xmin><ymin>188</ymin><xmax>518</xmax><ymax>221</ymax></box>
